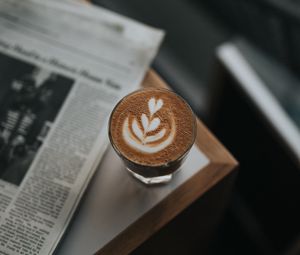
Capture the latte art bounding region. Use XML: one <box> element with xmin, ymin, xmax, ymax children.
<box><xmin>109</xmin><ymin>88</ymin><xmax>196</xmax><ymax>167</ymax></box>
<box><xmin>122</xmin><ymin>98</ymin><xmax>176</xmax><ymax>153</ymax></box>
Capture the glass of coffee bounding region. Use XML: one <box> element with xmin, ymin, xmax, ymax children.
<box><xmin>108</xmin><ymin>88</ymin><xmax>196</xmax><ymax>184</ymax></box>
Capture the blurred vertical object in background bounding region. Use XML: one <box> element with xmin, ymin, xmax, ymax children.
<box><xmin>197</xmin><ymin>0</ymin><xmax>300</xmax><ymax>77</ymax></box>
<box><xmin>208</xmin><ymin>39</ymin><xmax>300</xmax><ymax>255</ymax></box>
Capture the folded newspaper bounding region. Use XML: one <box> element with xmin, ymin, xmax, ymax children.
<box><xmin>0</xmin><ymin>0</ymin><xmax>164</xmax><ymax>254</ymax></box>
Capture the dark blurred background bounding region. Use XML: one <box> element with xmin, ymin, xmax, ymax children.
<box><xmin>93</xmin><ymin>1</ymin><xmax>300</xmax><ymax>254</ymax></box>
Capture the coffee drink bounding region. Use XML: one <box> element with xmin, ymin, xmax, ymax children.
<box><xmin>109</xmin><ymin>88</ymin><xmax>196</xmax><ymax>184</ymax></box>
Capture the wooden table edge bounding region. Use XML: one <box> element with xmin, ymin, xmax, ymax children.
<box><xmin>95</xmin><ymin>70</ymin><xmax>238</xmax><ymax>254</ymax></box>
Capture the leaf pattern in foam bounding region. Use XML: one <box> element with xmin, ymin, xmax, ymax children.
<box><xmin>145</xmin><ymin>129</ymin><xmax>166</xmax><ymax>143</ymax></box>
<box><xmin>132</xmin><ymin>118</ymin><xmax>143</xmax><ymax>141</ymax></box>
<box><xmin>148</xmin><ymin>117</ymin><xmax>160</xmax><ymax>132</ymax></box>
<box><xmin>141</xmin><ymin>113</ymin><xmax>149</xmax><ymax>131</ymax></box>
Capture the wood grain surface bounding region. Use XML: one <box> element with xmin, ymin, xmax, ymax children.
<box><xmin>96</xmin><ymin>70</ymin><xmax>238</xmax><ymax>255</ymax></box>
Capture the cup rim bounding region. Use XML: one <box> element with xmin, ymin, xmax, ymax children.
<box><xmin>108</xmin><ymin>87</ymin><xmax>197</xmax><ymax>167</ymax></box>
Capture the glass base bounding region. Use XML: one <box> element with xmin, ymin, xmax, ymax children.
<box><xmin>126</xmin><ymin>168</ymin><xmax>172</xmax><ymax>185</ymax></box>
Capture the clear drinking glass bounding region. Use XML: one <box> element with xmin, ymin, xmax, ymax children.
<box><xmin>108</xmin><ymin>88</ymin><xmax>196</xmax><ymax>185</ymax></box>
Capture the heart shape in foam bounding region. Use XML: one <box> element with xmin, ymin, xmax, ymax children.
<box><xmin>148</xmin><ymin>98</ymin><xmax>163</xmax><ymax>116</ymax></box>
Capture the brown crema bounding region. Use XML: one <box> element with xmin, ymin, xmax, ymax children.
<box><xmin>109</xmin><ymin>88</ymin><xmax>196</xmax><ymax>167</ymax></box>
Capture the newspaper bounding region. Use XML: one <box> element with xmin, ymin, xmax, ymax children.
<box><xmin>0</xmin><ymin>0</ymin><xmax>164</xmax><ymax>254</ymax></box>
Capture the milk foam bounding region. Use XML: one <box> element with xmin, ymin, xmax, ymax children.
<box><xmin>122</xmin><ymin>98</ymin><xmax>176</xmax><ymax>154</ymax></box>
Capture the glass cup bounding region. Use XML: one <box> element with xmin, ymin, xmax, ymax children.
<box><xmin>108</xmin><ymin>88</ymin><xmax>196</xmax><ymax>185</ymax></box>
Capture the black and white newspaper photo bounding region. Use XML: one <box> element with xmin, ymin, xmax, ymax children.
<box><xmin>0</xmin><ymin>0</ymin><xmax>164</xmax><ymax>254</ymax></box>
<box><xmin>0</xmin><ymin>52</ymin><xmax>74</xmax><ymax>186</ymax></box>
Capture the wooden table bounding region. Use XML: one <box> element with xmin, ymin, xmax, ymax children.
<box><xmin>57</xmin><ymin>70</ymin><xmax>238</xmax><ymax>255</ymax></box>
